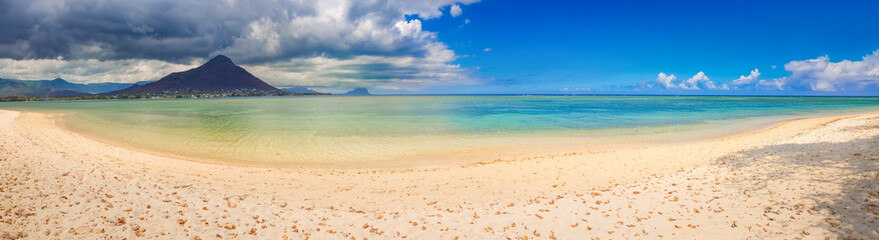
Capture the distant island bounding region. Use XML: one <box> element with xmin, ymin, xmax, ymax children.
<box><xmin>340</xmin><ymin>88</ymin><xmax>371</xmax><ymax>96</ymax></box>
<box><xmin>281</xmin><ymin>86</ymin><xmax>320</xmax><ymax>94</ymax></box>
<box><xmin>0</xmin><ymin>55</ymin><xmax>330</xmax><ymax>102</ymax></box>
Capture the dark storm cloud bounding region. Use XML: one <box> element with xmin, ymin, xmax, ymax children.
<box><xmin>0</xmin><ymin>0</ymin><xmax>482</xmax><ymax>91</ymax></box>
<box><xmin>0</xmin><ymin>0</ymin><xmax>476</xmax><ymax>64</ymax></box>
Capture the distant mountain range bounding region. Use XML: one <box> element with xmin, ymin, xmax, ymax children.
<box><xmin>0</xmin><ymin>78</ymin><xmax>152</xmax><ymax>98</ymax></box>
<box><xmin>0</xmin><ymin>79</ymin><xmax>86</xmax><ymax>98</ymax></box>
<box><xmin>281</xmin><ymin>86</ymin><xmax>319</xmax><ymax>94</ymax></box>
<box><xmin>110</xmin><ymin>55</ymin><xmax>279</xmax><ymax>95</ymax></box>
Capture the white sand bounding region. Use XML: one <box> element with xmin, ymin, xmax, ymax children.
<box><xmin>1</xmin><ymin>109</ymin><xmax>877</xmax><ymax>239</ymax></box>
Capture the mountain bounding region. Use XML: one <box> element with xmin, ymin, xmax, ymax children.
<box><xmin>340</xmin><ymin>88</ymin><xmax>371</xmax><ymax>96</ymax></box>
<box><xmin>281</xmin><ymin>86</ymin><xmax>319</xmax><ymax>94</ymax></box>
<box><xmin>0</xmin><ymin>78</ymin><xmax>135</xmax><ymax>94</ymax></box>
<box><xmin>110</xmin><ymin>55</ymin><xmax>278</xmax><ymax>95</ymax></box>
<box><xmin>0</xmin><ymin>78</ymin><xmax>91</xmax><ymax>98</ymax></box>
<box><xmin>133</xmin><ymin>80</ymin><xmax>155</xmax><ymax>86</ymax></box>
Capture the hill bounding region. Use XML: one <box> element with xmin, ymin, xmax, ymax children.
<box><xmin>110</xmin><ymin>55</ymin><xmax>279</xmax><ymax>95</ymax></box>
<box><xmin>0</xmin><ymin>77</ymin><xmax>138</xmax><ymax>94</ymax></box>
<box><xmin>20</xmin><ymin>78</ymin><xmax>136</xmax><ymax>93</ymax></box>
<box><xmin>0</xmin><ymin>78</ymin><xmax>91</xmax><ymax>98</ymax></box>
<box><xmin>340</xmin><ymin>88</ymin><xmax>371</xmax><ymax>96</ymax></box>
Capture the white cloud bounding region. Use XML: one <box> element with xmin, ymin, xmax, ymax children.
<box><xmin>394</xmin><ymin>19</ymin><xmax>424</xmax><ymax>37</ymax></box>
<box><xmin>465</xmin><ymin>18</ymin><xmax>471</xmax><ymax>24</ymax></box>
<box><xmin>731</xmin><ymin>68</ymin><xmax>761</xmax><ymax>86</ymax></box>
<box><xmin>781</xmin><ymin>51</ymin><xmax>879</xmax><ymax>91</ymax></box>
<box><xmin>242</xmin><ymin>42</ymin><xmax>477</xmax><ymax>91</ymax></box>
<box><xmin>758</xmin><ymin>78</ymin><xmax>786</xmax><ymax>90</ymax></box>
<box><xmin>0</xmin><ymin>58</ymin><xmax>198</xmax><ymax>83</ymax></box>
<box><xmin>649</xmin><ymin>50</ymin><xmax>879</xmax><ymax>93</ymax></box>
<box><xmin>679</xmin><ymin>72</ymin><xmax>706</xmax><ymax>89</ymax></box>
<box><xmin>654</xmin><ymin>71</ymin><xmax>727</xmax><ymax>90</ymax></box>
<box><xmin>655</xmin><ymin>72</ymin><xmax>677</xmax><ymax>89</ymax></box>
<box><xmin>721</xmin><ymin>50</ymin><xmax>879</xmax><ymax>92</ymax></box>
<box><xmin>483</xmin><ymin>48</ymin><xmax>492</xmax><ymax>52</ymax></box>
<box><xmin>681</xmin><ymin>71</ymin><xmax>727</xmax><ymax>90</ymax></box>
<box><xmin>450</xmin><ymin>4</ymin><xmax>463</xmax><ymax>17</ymax></box>
<box><xmin>0</xmin><ymin>0</ymin><xmax>482</xmax><ymax>63</ymax></box>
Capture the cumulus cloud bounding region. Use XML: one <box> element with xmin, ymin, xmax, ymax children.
<box><xmin>679</xmin><ymin>72</ymin><xmax>706</xmax><ymax>89</ymax></box>
<box><xmin>244</xmin><ymin>42</ymin><xmax>478</xmax><ymax>92</ymax></box>
<box><xmin>781</xmin><ymin>51</ymin><xmax>879</xmax><ymax>91</ymax></box>
<box><xmin>648</xmin><ymin>50</ymin><xmax>879</xmax><ymax>93</ymax></box>
<box><xmin>0</xmin><ymin>0</ymin><xmax>481</xmax><ymax>91</ymax></box>
<box><xmin>730</xmin><ymin>68</ymin><xmax>784</xmax><ymax>91</ymax></box>
<box><xmin>727</xmin><ymin>50</ymin><xmax>879</xmax><ymax>92</ymax></box>
<box><xmin>450</xmin><ymin>4</ymin><xmax>463</xmax><ymax>17</ymax></box>
<box><xmin>731</xmin><ymin>68</ymin><xmax>761</xmax><ymax>86</ymax></box>
<box><xmin>483</xmin><ymin>48</ymin><xmax>492</xmax><ymax>52</ymax></box>
<box><xmin>758</xmin><ymin>78</ymin><xmax>786</xmax><ymax>90</ymax></box>
<box><xmin>655</xmin><ymin>71</ymin><xmax>727</xmax><ymax>90</ymax></box>
<box><xmin>655</xmin><ymin>72</ymin><xmax>677</xmax><ymax>89</ymax></box>
<box><xmin>682</xmin><ymin>71</ymin><xmax>728</xmax><ymax>90</ymax></box>
<box><xmin>0</xmin><ymin>0</ymin><xmax>478</xmax><ymax>63</ymax></box>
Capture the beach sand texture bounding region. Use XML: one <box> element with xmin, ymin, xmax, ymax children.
<box><xmin>1</xmin><ymin>109</ymin><xmax>877</xmax><ymax>239</ymax></box>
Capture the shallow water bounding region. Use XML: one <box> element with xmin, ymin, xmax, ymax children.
<box><xmin>2</xmin><ymin>96</ymin><xmax>878</xmax><ymax>165</ymax></box>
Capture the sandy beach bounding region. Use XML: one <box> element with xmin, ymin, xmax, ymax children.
<box><xmin>1</xmin><ymin>109</ymin><xmax>877</xmax><ymax>239</ymax></box>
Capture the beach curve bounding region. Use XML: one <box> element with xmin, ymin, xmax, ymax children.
<box><xmin>1</xmin><ymin>109</ymin><xmax>878</xmax><ymax>239</ymax></box>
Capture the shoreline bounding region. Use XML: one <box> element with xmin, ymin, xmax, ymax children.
<box><xmin>2</xmin><ymin>109</ymin><xmax>878</xmax><ymax>238</ymax></box>
<box><xmin>39</xmin><ymin>107</ymin><xmax>878</xmax><ymax>168</ymax></box>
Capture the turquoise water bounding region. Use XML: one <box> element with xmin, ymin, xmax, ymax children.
<box><xmin>1</xmin><ymin>96</ymin><xmax>878</xmax><ymax>165</ymax></box>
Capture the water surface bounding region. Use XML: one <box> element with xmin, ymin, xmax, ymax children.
<box><xmin>2</xmin><ymin>96</ymin><xmax>877</xmax><ymax>165</ymax></box>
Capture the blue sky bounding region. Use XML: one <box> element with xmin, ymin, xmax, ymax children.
<box><xmin>0</xmin><ymin>0</ymin><xmax>878</xmax><ymax>95</ymax></box>
<box><xmin>420</xmin><ymin>0</ymin><xmax>879</xmax><ymax>95</ymax></box>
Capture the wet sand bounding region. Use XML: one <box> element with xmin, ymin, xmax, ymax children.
<box><xmin>1</xmin><ymin>109</ymin><xmax>877</xmax><ymax>239</ymax></box>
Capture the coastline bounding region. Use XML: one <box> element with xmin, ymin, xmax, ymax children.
<box><xmin>44</xmin><ymin>107</ymin><xmax>878</xmax><ymax>168</ymax></box>
<box><xmin>1</xmin><ymin>109</ymin><xmax>878</xmax><ymax>238</ymax></box>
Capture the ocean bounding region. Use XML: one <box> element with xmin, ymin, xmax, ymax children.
<box><xmin>2</xmin><ymin>95</ymin><xmax>878</xmax><ymax>166</ymax></box>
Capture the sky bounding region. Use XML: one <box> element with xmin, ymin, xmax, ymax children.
<box><xmin>1</xmin><ymin>0</ymin><xmax>878</xmax><ymax>95</ymax></box>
